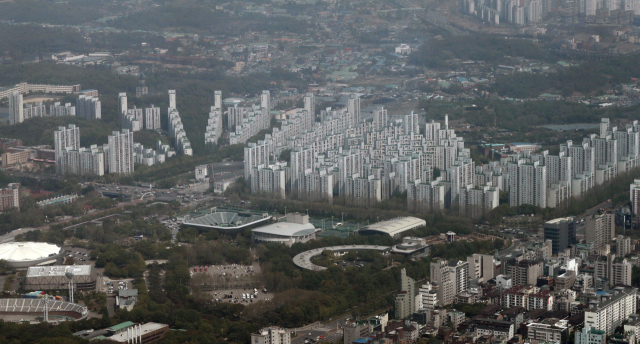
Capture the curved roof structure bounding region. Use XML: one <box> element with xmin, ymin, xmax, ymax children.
<box><xmin>183</xmin><ymin>211</ymin><xmax>271</xmax><ymax>233</ymax></box>
<box><xmin>358</xmin><ymin>217</ymin><xmax>426</xmax><ymax>238</ymax></box>
<box><xmin>252</xmin><ymin>222</ymin><xmax>315</xmax><ymax>237</ymax></box>
<box><xmin>0</xmin><ymin>242</ymin><xmax>63</xmax><ymax>268</ymax></box>
<box><xmin>293</xmin><ymin>245</ymin><xmax>391</xmax><ymax>271</ymax></box>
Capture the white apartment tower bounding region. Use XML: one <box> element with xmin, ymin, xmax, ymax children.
<box><xmin>508</xmin><ymin>159</ymin><xmax>547</xmax><ymax>208</ymax></box>
<box><xmin>561</xmin><ymin>140</ymin><xmax>595</xmax><ymax>177</ymax></box>
<box><xmin>9</xmin><ymin>92</ymin><xmax>23</xmax><ymax>125</ymax></box>
<box><xmin>108</xmin><ymin>130</ymin><xmax>135</xmax><ymax>175</ymax></box>
<box><xmin>214</xmin><ymin>90</ymin><xmax>222</xmax><ymax>110</ymax></box>
<box><xmin>118</xmin><ymin>92</ymin><xmax>128</xmax><ymax>126</ymax></box>
<box><xmin>144</xmin><ymin>105</ymin><xmax>161</xmax><ymax>130</ymax></box>
<box><xmin>261</xmin><ymin>90</ymin><xmax>271</xmax><ymax>112</ymax></box>
<box><xmin>348</xmin><ymin>94</ymin><xmax>360</xmax><ymax>126</ymax></box>
<box><xmin>54</xmin><ymin>124</ymin><xmax>81</xmax><ymax>174</ymax></box>
<box><xmin>168</xmin><ymin>90</ymin><xmax>176</xmax><ymax>109</ymax></box>
<box><xmin>373</xmin><ymin>106</ymin><xmax>388</xmax><ymax>130</ymax></box>
<box><xmin>631</xmin><ymin>179</ymin><xmax>640</xmax><ymax>215</ymax></box>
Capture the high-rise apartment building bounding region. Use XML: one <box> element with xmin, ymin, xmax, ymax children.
<box><xmin>60</xmin><ymin>145</ymin><xmax>105</xmax><ymax>176</ymax></box>
<box><xmin>430</xmin><ymin>259</ymin><xmax>468</xmax><ymax>306</ymax></box>
<box><xmin>135</xmin><ymin>86</ymin><xmax>148</xmax><ymax>98</ymax></box>
<box><xmin>118</xmin><ymin>92</ymin><xmax>128</xmax><ymax>126</ymax></box>
<box><xmin>168</xmin><ymin>90</ymin><xmax>176</xmax><ymax>110</ymax></box>
<box><xmin>508</xmin><ymin>159</ymin><xmax>547</xmax><ymax>208</ymax></box>
<box><xmin>543</xmin><ymin>217</ymin><xmax>576</xmax><ymax>254</ymax></box>
<box><xmin>630</xmin><ymin>179</ymin><xmax>640</xmax><ymax>215</ymax></box>
<box><xmin>505</xmin><ymin>260</ymin><xmax>543</xmax><ymax>286</ymax></box>
<box><xmin>144</xmin><ymin>106</ymin><xmax>161</xmax><ymax>130</ymax></box>
<box><xmin>594</xmin><ymin>254</ymin><xmax>632</xmax><ymax>287</ymax></box>
<box><xmin>9</xmin><ymin>92</ymin><xmax>23</xmax><ymax>125</ymax></box>
<box><xmin>561</xmin><ymin>140</ymin><xmax>595</xmax><ymax>177</ymax></box>
<box><xmin>250</xmin><ymin>165</ymin><xmax>285</xmax><ymax>198</ymax></box>
<box><xmin>616</xmin><ymin>235</ymin><xmax>631</xmax><ymax>257</ymax></box>
<box><xmin>394</xmin><ymin>268</ymin><xmax>416</xmax><ymax>319</ymax></box>
<box><xmin>0</xmin><ymin>183</ymin><xmax>20</xmax><ymax>212</ymax></box>
<box><xmin>586</xmin><ymin>211</ymin><xmax>615</xmax><ymax>254</ymax></box>
<box><xmin>54</xmin><ymin>124</ymin><xmax>80</xmax><ymax>174</ymax></box>
<box><xmin>77</xmin><ymin>95</ymin><xmax>101</xmax><ymax>120</ymax></box>
<box><xmin>261</xmin><ymin>90</ymin><xmax>270</xmax><ymax>112</ymax></box>
<box><xmin>467</xmin><ymin>254</ymin><xmax>497</xmax><ymax>283</ymax></box>
<box><xmin>50</xmin><ymin>102</ymin><xmax>76</xmax><ymax>117</ymax></box>
<box><xmin>108</xmin><ymin>130</ymin><xmax>134</xmax><ymax>175</ymax></box>
<box><xmin>347</xmin><ymin>94</ymin><xmax>360</xmax><ymax>126</ymax></box>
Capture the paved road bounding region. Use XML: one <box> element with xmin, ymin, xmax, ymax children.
<box><xmin>0</xmin><ymin>227</ymin><xmax>41</xmax><ymax>244</ymax></box>
<box><xmin>291</xmin><ymin>316</ymin><xmax>349</xmax><ymax>344</ymax></box>
<box><xmin>498</xmin><ymin>239</ymin><xmax>521</xmax><ymax>258</ymax></box>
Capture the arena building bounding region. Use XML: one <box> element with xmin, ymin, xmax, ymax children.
<box><xmin>251</xmin><ymin>213</ymin><xmax>316</xmax><ymax>247</ymax></box>
<box><xmin>24</xmin><ymin>265</ymin><xmax>97</xmax><ymax>291</ymax></box>
<box><xmin>0</xmin><ymin>242</ymin><xmax>63</xmax><ymax>268</ymax></box>
<box><xmin>182</xmin><ymin>209</ymin><xmax>271</xmax><ymax>234</ymax></box>
<box><xmin>358</xmin><ymin>217</ymin><xmax>427</xmax><ymax>239</ymax></box>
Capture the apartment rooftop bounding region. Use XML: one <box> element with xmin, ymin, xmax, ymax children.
<box><xmin>587</xmin><ymin>287</ymin><xmax>637</xmax><ymax>311</ymax></box>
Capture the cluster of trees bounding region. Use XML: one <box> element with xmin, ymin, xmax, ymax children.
<box><xmin>0</xmin><ymin>24</ymin><xmax>84</xmax><ymax>60</ymax></box>
<box><xmin>74</xmin><ymin>217</ymin><xmax>171</xmax><ymax>244</ymax></box>
<box><xmin>418</xmin><ymin>97</ymin><xmax>640</xmax><ymax>132</ymax></box>
<box><xmin>109</xmin><ymin>6</ymin><xmax>312</xmax><ymax>35</ymax></box>
<box><xmin>0</xmin><ymin>0</ymin><xmax>104</xmax><ymax>25</ymax></box>
<box><xmin>429</xmin><ymin>239</ymin><xmax>503</xmax><ymax>260</ymax></box>
<box><xmin>409</xmin><ymin>35</ymin><xmax>549</xmax><ymax>68</ymax></box>
<box><xmin>0</xmin><ymin>172</ymin><xmax>113</xmax><ymax>236</ymax></box>
<box><xmin>490</xmin><ymin>55</ymin><xmax>640</xmax><ymax>98</ymax></box>
<box><xmin>15</xmin><ymin>229</ymin><xmax>70</xmax><ymax>246</ymax></box>
<box><xmin>0</xmin><ymin>321</ymin><xmax>91</xmax><ymax>344</ymax></box>
<box><xmin>94</xmin><ymin>244</ymin><xmax>146</xmax><ymax>278</ymax></box>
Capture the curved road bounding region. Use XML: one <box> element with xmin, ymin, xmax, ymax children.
<box><xmin>293</xmin><ymin>245</ymin><xmax>391</xmax><ymax>271</ymax></box>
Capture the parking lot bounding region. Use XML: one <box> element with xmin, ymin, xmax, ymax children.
<box><xmin>63</xmin><ymin>247</ymin><xmax>93</xmax><ymax>266</ymax></box>
<box><xmin>189</xmin><ymin>262</ymin><xmax>275</xmax><ymax>303</ymax></box>
<box><xmin>161</xmin><ymin>218</ymin><xmax>182</xmax><ymax>240</ymax></box>
<box><xmin>190</xmin><ymin>262</ymin><xmax>261</xmax><ymax>288</ymax></box>
<box><xmin>99</xmin><ymin>277</ymin><xmax>136</xmax><ymax>295</ymax></box>
<box><xmin>210</xmin><ymin>287</ymin><xmax>274</xmax><ymax>304</ymax></box>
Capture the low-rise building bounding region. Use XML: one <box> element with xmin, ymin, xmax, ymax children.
<box><xmin>251</xmin><ymin>327</ymin><xmax>291</xmax><ymax>344</ymax></box>
<box><xmin>575</xmin><ymin>326</ymin><xmax>606</xmax><ymax>344</ymax></box>
<box><xmin>526</xmin><ymin>319</ymin><xmax>569</xmax><ymax>343</ymax></box>
<box><xmin>474</xmin><ymin>318</ymin><xmax>515</xmax><ymax>340</ymax></box>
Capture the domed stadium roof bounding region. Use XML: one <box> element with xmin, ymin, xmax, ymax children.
<box><xmin>0</xmin><ymin>242</ymin><xmax>63</xmax><ymax>268</ymax></box>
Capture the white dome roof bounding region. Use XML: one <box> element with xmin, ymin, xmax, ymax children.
<box><xmin>0</xmin><ymin>242</ymin><xmax>62</xmax><ymax>262</ymax></box>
